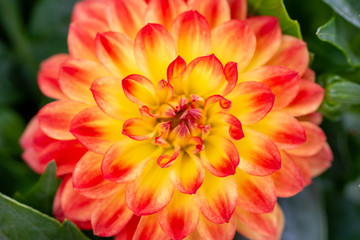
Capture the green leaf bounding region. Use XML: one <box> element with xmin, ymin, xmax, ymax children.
<box><xmin>0</xmin><ymin>193</ymin><xmax>89</xmax><ymax>240</ymax></box>
<box><xmin>247</xmin><ymin>0</ymin><xmax>302</xmax><ymax>38</ymax></box>
<box><xmin>328</xmin><ymin>81</ymin><xmax>360</xmax><ymax>104</ymax></box>
<box><xmin>322</xmin><ymin>0</ymin><xmax>360</xmax><ymax>29</ymax></box>
<box><xmin>317</xmin><ymin>15</ymin><xmax>360</xmax><ymax>67</ymax></box>
<box><xmin>0</xmin><ymin>108</ymin><xmax>25</xmax><ymax>155</ymax></box>
<box><xmin>14</xmin><ymin>161</ymin><xmax>60</xmax><ymax>215</ymax></box>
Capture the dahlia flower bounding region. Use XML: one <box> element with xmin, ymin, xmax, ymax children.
<box><xmin>20</xmin><ymin>0</ymin><xmax>333</xmax><ymax>239</ymax></box>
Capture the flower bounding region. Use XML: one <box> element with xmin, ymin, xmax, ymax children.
<box><xmin>20</xmin><ymin>0</ymin><xmax>333</xmax><ymax>239</ymax></box>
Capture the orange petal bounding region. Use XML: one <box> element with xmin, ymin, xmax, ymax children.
<box><xmin>188</xmin><ymin>0</ymin><xmax>231</xmax><ymax>29</ymax></box>
<box><xmin>73</xmin><ymin>151</ymin><xmax>121</xmax><ymax>198</ymax></box>
<box><xmin>200</xmin><ymin>136</ymin><xmax>239</xmax><ymax>177</ymax></box>
<box><xmin>59</xmin><ymin>58</ymin><xmax>111</xmax><ymax>104</ymax></box>
<box><xmin>95</xmin><ymin>31</ymin><xmax>141</xmax><ymax>77</ymax></box>
<box><xmin>171</xmin><ymin>10</ymin><xmax>211</xmax><ymax>63</ymax></box>
<box><xmin>266</xmin><ymin>35</ymin><xmax>310</xmax><ymax>76</ymax></box>
<box><xmin>158</xmin><ymin>190</ymin><xmax>200</xmax><ymax>240</ymax></box>
<box><xmin>271</xmin><ymin>150</ymin><xmax>305</xmax><ymax>198</ymax></box>
<box><xmin>227</xmin><ymin>81</ymin><xmax>275</xmax><ymax>125</ymax></box>
<box><xmin>286</xmin><ymin>121</ymin><xmax>326</xmax><ymax>157</ymax></box>
<box><xmin>211</xmin><ymin>20</ymin><xmax>256</xmax><ymax>71</ymax></box>
<box><xmin>302</xmin><ymin>68</ymin><xmax>316</xmax><ymax>82</ymax></box>
<box><xmin>284</xmin><ymin>80</ymin><xmax>324</xmax><ymax>117</ymax></box>
<box><xmin>122</xmin><ymin>74</ymin><xmax>158</xmax><ymax>107</ymax></box>
<box><xmin>71</xmin><ymin>0</ymin><xmax>108</xmax><ymax>24</ymax></box>
<box><xmin>227</xmin><ymin>0</ymin><xmax>247</xmax><ymax>19</ymax></box>
<box><xmin>37</xmin><ymin>100</ymin><xmax>89</xmax><ymax>140</ymax></box>
<box><xmin>70</xmin><ymin>107</ymin><xmax>125</xmax><ymax>154</ymax></box>
<box><xmin>102</xmin><ymin>140</ymin><xmax>161</xmax><ymax>183</ymax></box>
<box><xmin>197</xmin><ymin>214</ymin><xmax>236</xmax><ymax>240</ymax></box>
<box><xmin>250</xmin><ymin>111</ymin><xmax>306</xmax><ymax>149</ymax></box>
<box><xmin>106</xmin><ymin>0</ymin><xmax>147</xmax><ymax>39</ymax></box>
<box><xmin>114</xmin><ymin>215</ymin><xmax>141</xmax><ymax>240</ymax></box>
<box><xmin>91</xmin><ymin>77</ymin><xmax>140</xmax><ymax>120</ymax></box>
<box><xmin>169</xmin><ymin>152</ymin><xmax>205</xmax><ymax>194</ymax></box>
<box><xmin>37</xmin><ymin>54</ymin><xmax>70</xmax><ymax>100</ymax></box>
<box><xmin>134</xmin><ymin>24</ymin><xmax>177</xmax><ymax>83</ymax></box>
<box><xmin>145</xmin><ymin>0</ymin><xmax>188</xmax><ymax>30</ymax></box>
<box><xmin>235</xmin><ymin>127</ymin><xmax>281</xmax><ymax>176</ymax></box>
<box><xmin>125</xmin><ymin>161</ymin><xmax>174</xmax><ymax>215</ymax></box>
<box><xmin>234</xmin><ymin>170</ymin><xmax>276</xmax><ymax>214</ymax></box>
<box><xmin>133</xmin><ymin>215</ymin><xmax>168</xmax><ymax>240</ymax></box>
<box><xmin>245</xmin><ymin>16</ymin><xmax>282</xmax><ymax>71</ymax></box>
<box><xmin>297</xmin><ymin>112</ymin><xmax>323</xmax><ymax>125</ymax></box>
<box><xmin>194</xmin><ymin>173</ymin><xmax>238</xmax><ymax>224</ymax></box>
<box><xmin>91</xmin><ymin>190</ymin><xmax>134</xmax><ymax>237</ymax></box>
<box><xmin>238</xmin><ymin>66</ymin><xmax>301</xmax><ymax>110</ymax></box>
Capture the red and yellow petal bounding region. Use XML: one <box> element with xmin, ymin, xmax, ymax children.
<box><xmin>133</xmin><ymin>215</ymin><xmax>168</xmax><ymax>240</ymax></box>
<box><xmin>71</xmin><ymin>0</ymin><xmax>108</xmax><ymax>24</ymax></box>
<box><xmin>122</xmin><ymin>74</ymin><xmax>158</xmax><ymax>107</ymax></box>
<box><xmin>158</xmin><ymin>190</ymin><xmax>200</xmax><ymax>240</ymax></box>
<box><xmin>115</xmin><ymin>216</ymin><xmax>141</xmax><ymax>240</ymax></box>
<box><xmin>197</xmin><ymin>214</ymin><xmax>236</xmax><ymax>240</ymax></box>
<box><xmin>170</xmin><ymin>10</ymin><xmax>211</xmax><ymax>63</ymax></box>
<box><xmin>227</xmin><ymin>0</ymin><xmax>247</xmax><ymax>20</ymax></box>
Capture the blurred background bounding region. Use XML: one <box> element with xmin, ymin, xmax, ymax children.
<box><xmin>0</xmin><ymin>0</ymin><xmax>359</xmax><ymax>239</ymax></box>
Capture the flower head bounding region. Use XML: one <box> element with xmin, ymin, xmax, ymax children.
<box><xmin>21</xmin><ymin>0</ymin><xmax>333</xmax><ymax>239</ymax></box>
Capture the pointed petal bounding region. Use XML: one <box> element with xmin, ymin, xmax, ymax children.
<box><xmin>37</xmin><ymin>54</ymin><xmax>70</xmax><ymax>99</ymax></box>
<box><xmin>133</xmin><ymin>215</ymin><xmax>168</xmax><ymax>240</ymax></box>
<box><xmin>227</xmin><ymin>81</ymin><xmax>275</xmax><ymax>125</ymax></box>
<box><xmin>145</xmin><ymin>0</ymin><xmax>188</xmax><ymax>30</ymax></box>
<box><xmin>188</xmin><ymin>0</ymin><xmax>231</xmax><ymax>29</ymax></box>
<box><xmin>158</xmin><ymin>190</ymin><xmax>200</xmax><ymax>240</ymax></box>
<box><xmin>91</xmin><ymin>190</ymin><xmax>134</xmax><ymax>236</ymax></box>
<box><xmin>37</xmin><ymin>100</ymin><xmax>89</xmax><ymax>140</ymax></box>
<box><xmin>122</xmin><ymin>74</ymin><xmax>158</xmax><ymax>107</ymax></box>
<box><xmin>126</xmin><ymin>161</ymin><xmax>174</xmax><ymax>215</ymax></box>
<box><xmin>197</xmin><ymin>215</ymin><xmax>236</xmax><ymax>240</ymax></box>
<box><xmin>194</xmin><ymin>173</ymin><xmax>238</xmax><ymax>224</ymax></box>
<box><xmin>228</xmin><ymin>0</ymin><xmax>247</xmax><ymax>20</ymax></box>
<box><xmin>266</xmin><ymin>35</ymin><xmax>310</xmax><ymax>76</ymax></box>
<box><xmin>238</xmin><ymin>66</ymin><xmax>301</xmax><ymax>110</ymax></box>
<box><xmin>271</xmin><ymin>150</ymin><xmax>304</xmax><ymax>198</ymax></box>
<box><xmin>134</xmin><ymin>24</ymin><xmax>177</xmax><ymax>83</ymax></box>
<box><xmin>72</xmin><ymin>0</ymin><xmax>107</xmax><ymax>24</ymax></box>
<box><xmin>95</xmin><ymin>32</ymin><xmax>141</xmax><ymax>77</ymax></box>
<box><xmin>211</xmin><ymin>20</ymin><xmax>256</xmax><ymax>71</ymax></box>
<box><xmin>114</xmin><ymin>216</ymin><xmax>141</xmax><ymax>240</ymax></box>
<box><xmin>171</xmin><ymin>10</ymin><xmax>211</xmax><ymax>63</ymax></box>
<box><xmin>70</xmin><ymin>107</ymin><xmax>125</xmax><ymax>154</ymax></box>
<box><xmin>235</xmin><ymin>127</ymin><xmax>281</xmax><ymax>176</ymax></box>
<box><xmin>234</xmin><ymin>170</ymin><xmax>276</xmax><ymax>214</ymax></box>
<box><xmin>169</xmin><ymin>152</ymin><xmax>205</xmax><ymax>194</ymax></box>
<box><xmin>250</xmin><ymin>111</ymin><xmax>306</xmax><ymax>149</ymax></box>
<box><xmin>122</xmin><ymin>118</ymin><xmax>156</xmax><ymax>141</ymax></box>
<box><xmin>59</xmin><ymin>58</ymin><xmax>111</xmax><ymax>104</ymax></box>
<box><xmin>167</xmin><ymin>56</ymin><xmax>186</xmax><ymax>83</ymax></box>
<box><xmin>102</xmin><ymin>140</ymin><xmax>161</xmax><ymax>183</ymax></box>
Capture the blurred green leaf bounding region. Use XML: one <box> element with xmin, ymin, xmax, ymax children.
<box><xmin>317</xmin><ymin>15</ymin><xmax>360</xmax><ymax>67</ymax></box>
<box><xmin>0</xmin><ymin>193</ymin><xmax>89</xmax><ymax>240</ymax></box>
<box><xmin>14</xmin><ymin>161</ymin><xmax>59</xmax><ymax>215</ymax></box>
<box><xmin>0</xmin><ymin>108</ymin><xmax>25</xmax><ymax>155</ymax></box>
<box><xmin>328</xmin><ymin>81</ymin><xmax>360</xmax><ymax>104</ymax></box>
<box><xmin>247</xmin><ymin>0</ymin><xmax>302</xmax><ymax>38</ymax></box>
<box><xmin>322</xmin><ymin>0</ymin><xmax>360</xmax><ymax>29</ymax></box>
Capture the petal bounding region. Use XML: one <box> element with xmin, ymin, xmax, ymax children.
<box><xmin>102</xmin><ymin>140</ymin><xmax>161</xmax><ymax>183</ymax></box>
<box><xmin>95</xmin><ymin>32</ymin><xmax>141</xmax><ymax>77</ymax></box>
<box><xmin>286</xmin><ymin>121</ymin><xmax>326</xmax><ymax>157</ymax></box>
<box><xmin>238</xmin><ymin>66</ymin><xmax>301</xmax><ymax>110</ymax></box>
<box><xmin>133</xmin><ymin>215</ymin><xmax>168</xmax><ymax>240</ymax></box>
<box><xmin>106</xmin><ymin>0</ymin><xmax>147</xmax><ymax>39</ymax></box>
<box><xmin>59</xmin><ymin>58</ymin><xmax>111</xmax><ymax>104</ymax></box>
<box><xmin>197</xmin><ymin>214</ymin><xmax>236</xmax><ymax>240</ymax></box>
<box><xmin>227</xmin><ymin>81</ymin><xmax>275</xmax><ymax>125</ymax></box>
<box><xmin>170</xmin><ymin>10</ymin><xmax>211</xmax><ymax>63</ymax></box>
<box><xmin>73</xmin><ymin>151</ymin><xmax>121</xmax><ymax>198</ymax></box>
<box><xmin>134</xmin><ymin>24</ymin><xmax>177</xmax><ymax>83</ymax></box>
<box><xmin>245</xmin><ymin>16</ymin><xmax>282</xmax><ymax>71</ymax></box>
<box><xmin>250</xmin><ymin>111</ymin><xmax>306</xmax><ymax>149</ymax></box>
<box><xmin>271</xmin><ymin>150</ymin><xmax>304</xmax><ymax>198</ymax></box>
<box><xmin>37</xmin><ymin>100</ymin><xmax>89</xmax><ymax>140</ymax></box>
<box><xmin>91</xmin><ymin>77</ymin><xmax>140</xmax><ymax>120</ymax></box>
<box><xmin>71</xmin><ymin>0</ymin><xmax>108</xmax><ymax>24</ymax></box>
<box><xmin>122</xmin><ymin>74</ymin><xmax>158</xmax><ymax>107</ymax></box>
<box><xmin>169</xmin><ymin>152</ymin><xmax>205</xmax><ymax>194</ymax></box>
<box><xmin>188</xmin><ymin>0</ymin><xmax>231</xmax><ymax>29</ymax></box>
<box><xmin>302</xmin><ymin>68</ymin><xmax>316</xmax><ymax>82</ymax></box>
<box><xmin>235</xmin><ymin>127</ymin><xmax>281</xmax><ymax>176</ymax></box>
<box><xmin>227</xmin><ymin>0</ymin><xmax>247</xmax><ymax>20</ymax></box>
<box><xmin>91</xmin><ymin>190</ymin><xmax>134</xmax><ymax>237</ymax></box>
<box><xmin>125</xmin><ymin>160</ymin><xmax>174</xmax><ymax>215</ymax></box>
<box><xmin>158</xmin><ymin>190</ymin><xmax>200</xmax><ymax>240</ymax></box>
<box><xmin>194</xmin><ymin>173</ymin><xmax>238</xmax><ymax>224</ymax></box>
<box><xmin>200</xmin><ymin>136</ymin><xmax>239</xmax><ymax>177</ymax></box>
<box><xmin>70</xmin><ymin>107</ymin><xmax>125</xmax><ymax>154</ymax></box>
<box><xmin>37</xmin><ymin>54</ymin><xmax>70</xmax><ymax>99</ymax></box>
<box><xmin>234</xmin><ymin>170</ymin><xmax>276</xmax><ymax>214</ymax></box>
<box><xmin>211</xmin><ymin>20</ymin><xmax>256</xmax><ymax>71</ymax></box>
<box><xmin>284</xmin><ymin>80</ymin><xmax>324</xmax><ymax>117</ymax></box>
<box><xmin>122</xmin><ymin>118</ymin><xmax>156</xmax><ymax>141</ymax></box>
<box><xmin>266</xmin><ymin>35</ymin><xmax>310</xmax><ymax>76</ymax></box>
<box><xmin>145</xmin><ymin>0</ymin><xmax>188</xmax><ymax>30</ymax></box>
<box><xmin>115</xmin><ymin>215</ymin><xmax>141</xmax><ymax>240</ymax></box>
<box><xmin>167</xmin><ymin>56</ymin><xmax>187</xmax><ymax>83</ymax></box>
